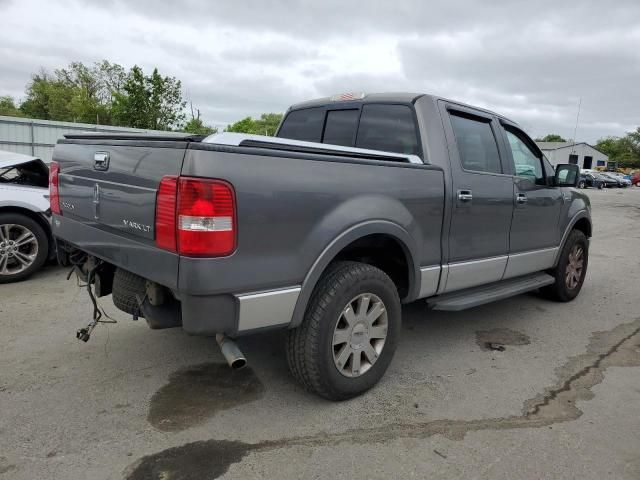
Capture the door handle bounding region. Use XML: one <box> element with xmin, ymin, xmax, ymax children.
<box><xmin>457</xmin><ymin>190</ymin><xmax>473</xmax><ymax>202</ymax></box>
<box><xmin>516</xmin><ymin>193</ymin><xmax>528</xmax><ymax>204</ymax></box>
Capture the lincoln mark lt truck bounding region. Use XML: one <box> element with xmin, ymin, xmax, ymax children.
<box><xmin>50</xmin><ymin>92</ymin><xmax>590</xmax><ymax>400</ymax></box>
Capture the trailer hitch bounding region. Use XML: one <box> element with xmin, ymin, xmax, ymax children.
<box><xmin>67</xmin><ymin>253</ymin><xmax>116</xmax><ymax>342</ymax></box>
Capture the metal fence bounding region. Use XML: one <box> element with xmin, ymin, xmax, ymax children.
<box><xmin>0</xmin><ymin>115</ymin><xmax>163</xmax><ymax>163</ymax></box>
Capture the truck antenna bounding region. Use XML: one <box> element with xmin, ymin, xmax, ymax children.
<box><xmin>570</xmin><ymin>97</ymin><xmax>581</xmax><ymax>154</ymax></box>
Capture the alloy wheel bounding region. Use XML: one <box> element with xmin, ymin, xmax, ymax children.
<box><xmin>332</xmin><ymin>293</ymin><xmax>388</xmax><ymax>378</ymax></box>
<box><xmin>565</xmin><ymin>244</ymin><xmax>584</xmax><ymax>290</ymax></box>
<box><xmin>0</xmin><ymin>224</ymin><xmax>39</xmax><ymax>277</ymax></box>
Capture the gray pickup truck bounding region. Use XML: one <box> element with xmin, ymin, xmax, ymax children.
<box><xmin>51</xmin><ymin>92</ymin><xmax>590</xmax><ymax>400</ymax></box>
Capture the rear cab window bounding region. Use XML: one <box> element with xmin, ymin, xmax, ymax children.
<box><xmin>277</xmin><ymin>102</ymin><xmax>422</xmax><ymax>158</ymax></box>
<box><xmin>323</xmin><ymin>109</ymin><xmax>359</xmax><ymax>147</ymax></box>
<box><xmin>277</xmin><ymin>107</ymin><xmax>324</xmax><ymax>142</ymax></box>
<box><xmin>355</xmin><ymin>104</ymin><xmax>419</xmax><ymax>156</ymax></box>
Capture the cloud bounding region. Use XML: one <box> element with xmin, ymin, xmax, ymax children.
<box><xmin>1</xmin><ymin>0</ymin><xmax>638</xmax><ymax>140</ymax></box>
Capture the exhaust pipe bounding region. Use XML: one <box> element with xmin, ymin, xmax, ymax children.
<box><xmin>216</xmin><ymin>334</ymin><xmax>247</xmax><ymax>370</ymax></box>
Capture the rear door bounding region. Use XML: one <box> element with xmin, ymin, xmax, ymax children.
<box><xmin>498</xmin><ymin>124</ymin><xmax>563</xmax><ymax>278</ymax></box>
<box><xmin>440</xmin><ymin>103</ymin><xmax>514</xmax><ymax>292</ymax></box>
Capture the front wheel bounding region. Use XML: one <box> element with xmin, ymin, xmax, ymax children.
<box><xmin>541</xmin><ymin>229</ymin><xmax>588</xmax><ymax>302</ymax></box>
<box><xmin>286</xmin><ymin>261</ymin><xmax>401</xmax><ymax>400</ymax></box>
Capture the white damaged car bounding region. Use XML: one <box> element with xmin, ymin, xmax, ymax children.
<box><xmin>0</xmin><ymin>150</ymin><xmax>53</xmax><ymax>283</ymax></box>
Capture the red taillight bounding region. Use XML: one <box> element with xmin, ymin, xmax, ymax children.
<box><xmin>155</xmin><ymin>176</ymin><xmax>178</xmax><ymax>252</ymax></box>
<box><xmin>49</xmin><ymin>161</ymin><xmax>61</xmax><ymax>214</ymax></box>
<box><xmin>155</xmin><ymin>176</ymin><xmax>236</xmax><ymax>257</ymax></box>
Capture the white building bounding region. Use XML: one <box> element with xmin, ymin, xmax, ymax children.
<box><xmin>0</xmin><ymin>115</ymin><xmax>164</xmax><ymax>163</ymax></box>
<box><xmin>535</xmin><ymin>141</ymin><xmax>610</xmax><ymax>170</ymax></box>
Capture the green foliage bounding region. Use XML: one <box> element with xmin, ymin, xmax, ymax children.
<box><xmin>225</xmin><ymin>113</ymin><xmax>283</xmax><ymax>136</ymax></box>
<box><xmin>7</xmin><ymin>60</ymin><xmax>191</xmax><ymax>130</ymax></box>
<box><xmin>182</xmin><ymin>117</ymin><xmax>217</xmax><ymax>135</ymax></box>
<box><xmin>535</xmin><ymin>134</ymin><xmax>567</xmax><ymax>142</ymax></box>
<box><xmin>595</xmin><ymin>129</ymin><xmax>640</xmax><ymax>168</ymax></box>
<box><xmin>111</xmin><ymin>66</ymin><xmax>186</xmax><ymax>130</ymax></box>
<box><xmin>0</xmin><ymin>96</ymin><xmax>24</xmax><ymax>117</ymax></box>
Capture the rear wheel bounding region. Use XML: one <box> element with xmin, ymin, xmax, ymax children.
<box><xmin>286</xmin><ymin>261</ymin><xmax>401</xmax><ymax>400</ymax></box>
<box><xmin>541</xmin><ymin>229</ymin><xmax>588</xmax><ymax>302</ymax></box>
<box><xmin>578</xmin><ymin>180</ymin><xmax>586</xmax><ymax>189</ymax></box>
<box><xmin>0</xmin><ymin>213</ymin><xmax>48</xmax><ymax>284</ymax></box>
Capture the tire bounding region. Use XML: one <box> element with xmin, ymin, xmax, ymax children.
<box><xmin>0</xmin><ymin>213</ymin><xmax>49</xmax><ymax>284</ymax></box>
<box><xmin>112</xmin><ymin>268</ymin><xmax>146</xmax><ymax>315</ymax></box>
<box><xmin>286</xmin><ymin>261</ymin><xmax>401</xmax><ymax>400</ymax></box>
<box><xmin>578</xmin><ymin>180</ymin><xmax>586</xmax><ymax>189</ymax></box>
<box><xmin>540</xmin><ymin>230</ymin><xmax>588</xmax><ymax>302</ymax></box>
<box><xmin>597</xmin><ymin>184</ymin><xmax>603</xmax><ymax>190</ymax></box>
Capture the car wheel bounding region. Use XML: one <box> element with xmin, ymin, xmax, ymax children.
<box><xmin>0</xmin><ymin>213</ymin><xmax>49</xmax><ymax>284</ymax></box>
<box><xmin>578</xmin><ymin>180</ymin><xmax>586</xmax><ymax>189</ymax></box>
<box><xmin>597</xmin><ymin>184</ymin><xmax>603</xmax><ymax>190</ymax></box>
<box><xmin>286</xmin><ymin>261</ymin><xmax>401</xmax><ymax>400</ymax></box>
<box><xmin>540</xmin><ymin>229</ymin><xmax>588</xmax><ymax>302</ymax></box>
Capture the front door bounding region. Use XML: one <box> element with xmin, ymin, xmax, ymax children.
<box><xmin>499</xmin><ymin>124</ymin><xmax>563</xmax><ymax>278</ymax></box>
<box><xmin>441</xmin><ymin>105</ymin><xmax>515</xmax><ymax>292</ymax></box>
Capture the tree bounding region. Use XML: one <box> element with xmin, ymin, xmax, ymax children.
<box><xmin>112</xmin><ymin>66</ymin><xmax>186</xmax><ymax>130</ymax></box>
<box><xmin>0</xmin><ymin>96</ymin><xmax>24</xmax><ymax>117</ymax></box>
<box><xmin>182</xmin><ymin>103</ymin><xmax>218</xmax><ymax>135</ymax></box>
<box><xmin>225</xmin><ymin>113</ymin><xmax>283</xmax><ymax>136</ymax></box>
<box><xmin>595</xmin><ymin>129</ymin><xmax>640</xmax><ymax>168</ymax></box>
<box><xmin>535</xmin><ymin>134</ymin><xmax>567</xmax><ymax>142</ymax></box>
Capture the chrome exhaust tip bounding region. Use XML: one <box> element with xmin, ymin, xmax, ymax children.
<box><xmin>216</xmin><ymin>334</ymin><xmax>247</xmax><ymax>370</ymax></box>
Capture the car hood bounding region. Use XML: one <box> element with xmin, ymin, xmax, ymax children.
<box><xmin>0</xmin><ymin>151</ymin><xmax>46</xmax><ymax>169</ymax></box>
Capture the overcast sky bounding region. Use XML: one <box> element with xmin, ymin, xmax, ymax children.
<box><xmin>1</xmin><ymin>0</ymin><xmax>638</xmax><ymax>141</ymax></box>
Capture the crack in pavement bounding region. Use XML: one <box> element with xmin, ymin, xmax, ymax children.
<box><xmin>125</xmin><ymin>318</ymin><xmax>640</xmax><ymax>480</ymax></box>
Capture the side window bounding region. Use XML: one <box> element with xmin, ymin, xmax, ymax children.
<box><xmin>278</xmin><ymin>107</ymin><xmax>324</xmax><ymax>142</ymax></box>
<box><xmin>323</xmin><ymin>109</ymin><xmax>359</xmax><ymax>147</ymax></box>
<box><xmin>449</xmin><ymin>113</ymin><xmax>502</xmax><ymax>173</ymax></box>
<box><xmin>505</xmin><ymin>130</ymin><xmax>544</xmax><ymax>184</ymax></box>
<box><xmin>355</xmin><ymin>104</ymin><xmax>419</xmax><ymax>155</ymax></box>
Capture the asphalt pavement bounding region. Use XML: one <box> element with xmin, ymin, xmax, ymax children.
<box><xmin>1</xmin><ymin>186</ymin><xmax>639</xmax><ymax>479</ymax></box>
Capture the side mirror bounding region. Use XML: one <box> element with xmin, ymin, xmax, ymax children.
<box><xmin>555</xmin><ymin>164</ymin><xmax>580</xmax><ymax>187</ymax></box>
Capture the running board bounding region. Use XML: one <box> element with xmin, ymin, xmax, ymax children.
<box><xmin>427</xmin><ymin>273</ymin><xmax>555</xmax><ymax>311</ymax></box>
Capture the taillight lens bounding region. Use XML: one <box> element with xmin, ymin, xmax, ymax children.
<box><xmin>155</xmin><ymin>176</ymin><xmax>236</xmax><ymax>257</ymax></box>
<box><xmin>155</xmin><ymin>176</ymin><xmax>178</xmax><ymax>252</ymax></box>
<box><xmin>49</xmin><ymin>161</ymin><xmax>61</xmax><ymax>214</ymax></box>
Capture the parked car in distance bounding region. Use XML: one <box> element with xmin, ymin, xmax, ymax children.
<box><xmin>607</xmin><ymin>172</ymin><xmax>632</xmax><ymax>187</ymax></box>
<box><xmin>578</xmin><ymin>173</ymin><xmax>603</xmax><ymax>189</ymax></box>
<box><xmin>596</xmin><ymin>172</ymin><xmax>622</xmax><ymax>188</ymax></box>
<box><xmin>50</xmin><ymin>92</ymin><xmax>591</xmax><ymax>400</ymax></box>
<box><xmin>0</xmin><ymin>151</ymin><xmax>54</xmax><ymax>283</ymax></box>
<box><xmin>600</xmin><ymin>172</ymin><xmax>628</xmax><ymax>187</ymax></box>
<box><xmin>631</xmin><ymin>172</ymin><xmax>640</xmax><ymax>187</ymax></box>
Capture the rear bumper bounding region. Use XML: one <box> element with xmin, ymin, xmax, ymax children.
<box><xmin>180</xmin><ymin>287</ymin><xmax>300</xmax><ymax>336</ymax></box>
<box><xmin>53</xmin><ymin>214</ymin><xmax>301</xmax><ymax>337</ymax></box>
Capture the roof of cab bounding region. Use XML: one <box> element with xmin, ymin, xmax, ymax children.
<box><xmin>288</xmin><ymin>92</ymin><xmax>425</xmax><ymax>110</ymax></box>
<box><xmin>286</xmin><ymin>91</ymin><xmax>514</xmax><ymax>125</ymax></box>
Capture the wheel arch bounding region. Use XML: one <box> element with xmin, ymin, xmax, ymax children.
<box><xmin>289</xmin><ymin>221</ymin><xmax>419</xmax><ymax>329</ymax></box>
<box><xmin>553</xmin><ymin>211</ymin><xmax>592</xmax><ymax>266</ymax></box>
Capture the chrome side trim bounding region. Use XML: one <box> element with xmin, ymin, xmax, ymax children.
<box><xmin>444</xmin><ymin>255</ymin><xmax>508</xmax><ymax>293</ymax></box>
<box><xmin>418</xmin><ymin>265</ymin><xmax>441</xmax><ymax>298</ymax></box>
<box><xmin>436</xmin><ymin>264</ymin><xmax>449</xmax><ymax>294</ymax></box>
<box><xmin>236</xmin><ymin>287</ymin><xmax>301</xmax><ymax>332</ymax></box>
<box><xmin>503</xmin><ymin>247</ymin><xmax>559</xmax><ymax>279</ymax></box>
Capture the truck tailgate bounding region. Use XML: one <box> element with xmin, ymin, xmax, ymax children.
<box><xmin>52</xmin><ymin>136</ymin><xmax>191</xmax><ymax>288</ymax></box>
